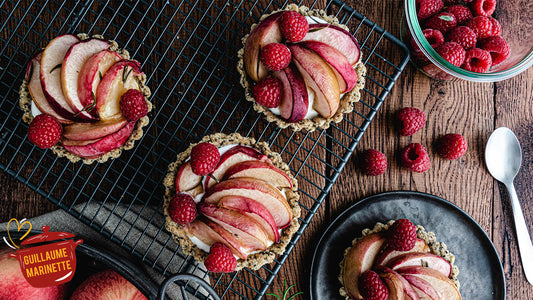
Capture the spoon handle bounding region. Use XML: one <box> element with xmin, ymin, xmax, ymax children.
<box><xmin>505</xmin><ymin>182</ymin><xmax>533</xmax><ymax>285</ymax></box>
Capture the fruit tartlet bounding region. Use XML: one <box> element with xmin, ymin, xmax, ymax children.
<box><xmin>19</xmin><ymin>33</ymin><xmax>152</xmax><ymax>164</ymax></box>
<box><xmin>339</xmin><ymin>219</ymin><xmax>461</xmax><ymax>300</ymax></box>
<box><xmin>163</xmin><ymin>133</ymin><xmax>301</xmax><ymax>272</ymax></box>
<box><xmin>237</xmin><ymin>4</ymin><xmax>367</xmax><ymax>132</ymax></box>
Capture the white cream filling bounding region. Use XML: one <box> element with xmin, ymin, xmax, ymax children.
<box><xmin>188</xmin><ymin>144</ymin><xmax>288</xmax><ymax>257</ymax></box>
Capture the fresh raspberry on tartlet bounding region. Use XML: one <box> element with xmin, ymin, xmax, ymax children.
<box><xmin>339</xmin><ymin>220</ymin><xmax>461</xmax><ymax>300</ymax></box>
<box><xmin>163</xmin><ymin>133</ymin><xmax>301</xmax><ymax>272</ymax></box>
<box><xmin>238</xmin><ymin>4</ymin><xmax>367</xmax><ymax>132</ymax></box>
<box><xmin>19</xmin><ymin>33</ymin><xmax>152</xmax><ymax>164</ymax></box>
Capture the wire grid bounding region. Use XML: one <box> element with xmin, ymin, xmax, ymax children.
<box><xmin>0</xmin><ymin>0</ymin><xmax>409</xmax><ymax>299</ymax></box>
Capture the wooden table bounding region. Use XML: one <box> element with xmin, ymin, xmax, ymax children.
<box><xmin>1</xmin><ymin>0</ymin><xmax>532</xmax><ymax>299</ymax></box>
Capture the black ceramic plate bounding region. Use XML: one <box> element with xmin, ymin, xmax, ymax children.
<box><xmin>310</xmin><ymin>191</ymin><xmax>505</xmax><ymax>300</ymax></box>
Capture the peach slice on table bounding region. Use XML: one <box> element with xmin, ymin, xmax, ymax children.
<box><xmin>175</xmin><ymin>161</ymin><xmax>203</xmax><ymax>193</ymax></box>
<box><xmin>387</xmin><ymin>252</ymin><xmax>452</xmax><ymax>277</ymax></box>
<box><xmin>397</xmin><ymin>266</ymin><xmax>461</xmax><ymax>300</ymax></box>
<box><xmin>184</xmin><ymin>217</ymin><xmax>248</xmax><ymax>260</ymax></box>
<box><xmin>78</xmin><ymin>50</ymin><xmax>122</xmax><ymax>118</ymax></box>
<box><xmin>199</xmin><ymin>202</ymin><xmax>271</xmax><ymax>250</ymax></box>
<box><xmin>222</xmin><ymin>160</ymin><xmax>293</xmax><ymax>189</ymax></box>
<box><xmin>218</xmin><ymin>195</ymin><xmax>279</xmax><ymax>243</ymax></box>
<box><xmin>374</xmin><ymin>238</ymin><xmax>429</xmax><ymax>267</ymax></box>
<box><xmin>61</xmin><ymin>38</ymin><xmax>110</xmax><ymax>120</ymax></box>
<box><xmin>204</xmin><ymin>145</ymin><xmax>271</xmax><ymax>189</ymax></box>
<box><xmin>202</xmin><ymin>177</ymin><xmax>292</xmax><ymax>228</ymax></box>
<box><xmin>273</xmin><ymin>63</ymin><xmax>309</xmax><ymax>123</ymax></box>
<box><xmin>243</xmin><ymin>11</ymin><xmax>284</xmax><ymax>82</ymax></box>
<box><xmin>40</xmin><ymin>34</ymin><xmax>81</xmax><ymax>120</ymax></box>
<box><xmin>26</xmin><ymin>52</ymin><xmax>72</xmax><ymax>124</ymax></box>
<box><xmin>96</xmin><ymin>60</ymin><xmax>143</xmax><ymax>121</ymax></box>
<box><xmin>302</xmin><ymin>23</ymin><xmax>361</xmax><ymax>66</ymax></box>
<box><xmin>342</xmin><ymin>233</ymin><xmax>386</xmax><ymax>300</ymax></box>
<box><xmin>300</xmin><ymin>40</ymin><xmax>358</xmax><ymax>93</ymax></box>
<box><xmin>62</xmin><ymin>116</ymin><xmax>127</xmax><ymax>141</ymax></box>
<box><xmin>62</xmin><ymin>121</ymin><xmax>135</xmax><ymax>159</ymax></box>
<box><xmin>289</xmin><ymin>44</ymin><xmax>340</xmax><ymax>119</ymax></box>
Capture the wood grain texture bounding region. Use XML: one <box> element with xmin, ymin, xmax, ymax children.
<box><xmin>1</xmin><ymin>0</ymin><xmax>532</xmax><ymax>299</ymax></box>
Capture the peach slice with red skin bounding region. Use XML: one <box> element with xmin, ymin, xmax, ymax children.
<box><xmin>61</xmin><ymin>38</ymin><xmax>110</xmax><ymax>120</ymax></box>
<box><xmin>243</xmin><ymin>11</ymin><xmax>284</xmax><ymax>82</ymax></box>
<box><xmin>199</xmin><ymin>202</ymin><xmax>270</xmax><ymax>251</ymax></box>
<box><xmin>387</xmin><ymin>252</ymin><xmax>452</xmax><ymax>277</ymax></box>
<box><xmin>222</xmin><ymin>160</ymin><xmax>293</xmax><ymax>189</ymax></box>
<box><xmin>40</xmin><ymin>34</ymin><xmax>82</xmax><ymax>121</ymax></box>
<box><xmin>376</xmin><ymin>266</ymin><xmax>420</xmax><ymax>300</ymax></box>
<box><xmin>62</xmin><ymin>116</ymin><xmax>127</xmax><ymax>141</ymax></box>
<box><xmin>26</xmin><ymin>53</ymin><xmax>72</xmax><ymax>124</ymax></box>
<box><xmin>96</xmin><ymin>60</ymin><xmax>143</xmax><ymax>121</ymax></box>
<box><xmin>402</xmin><ymin>274</ymin><xmax>440</xmax><ymax>300</ymax></box>
<box><xmin>202</xmin><ymin>177</ymin><xmax>292</xmax><ymax>228</ymax></box>
<box><xmin>62</xmin><ymin>121</ymin><xmax>135</xmax><ymax>159</ymax></box>
<box><xmin>300</xmin><ymin>40</ymin><xmax>358</xmax><ymax>93</ymax></box>
<box><xmin>218</xmin><ymin>195</ymin><xmax>279</xmax><ymax>243</ymax></box>
<box><xmin>374</xmin><ymin>238</ymin><xmax>429</xmax><ymax>267</ymax></box>
<box><xmin>289</xmin><ymin>44</ymin><xmax>340</xmax><ymax>119</ymax></box>
<box><xmin>70</xmin><ymin>270</ymin><xmax>146</xmax><ymax>300</ymax></box>
<box><xmin>175</xmin><ymin>161</ymin><xmax>203</xmax><ymax>193</ymax></box>
<box><xmin>204</xmin><ymin>145</ymin><xmax>271</xmax><ymax>189</ymax></box>
<box><xmin>302</xmin><ymin>23</ymin><xmax>361</xmax><ymax>66</ymax></box>
<box><xmin>273</xmin><ymin>63</ymin><xmax>309</xmax><ymax>123</ymax></box>
<box><xmin>380</xmin><ymin>271</ymin><xmax>405</xmax><ymax>300</ymax></box>
<box><xmin>397</xmin><ymin>266</ymin><xmax>461</xmax><ymax>300</ymax></box>
<box><xmin>77</xmin><ymin>50</ymin><xmax>122</xmax><ymax>118</ymax></box>
<box><xmin>342</xmin><ymin>233</ymin><xmax>386</xmax><ymax>300</ymax></box>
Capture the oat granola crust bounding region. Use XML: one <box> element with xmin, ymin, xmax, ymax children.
<box><xmin>237</xmin><ymin>4</ymin><xmax>367</xmax><ymax>132</ymax></box>
<box><xmin>18</xmin><ymin>33</ymin><xmax>152</xmax><ymax>164</ymax></box>
<box><xmin>162</xmin><ymin>133</ymin><xmax>301</xmax><ymax>271</ymax></box>
<box><xmin>338</xmin><ymin>220</ymin><xmax>460</xmax><ymax>299</ymax></box>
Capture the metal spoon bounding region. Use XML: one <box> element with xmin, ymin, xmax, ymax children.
<box><xmin>485</xmin><ymin>127</ymin><xmax>533</xmax><ymax>285</ymax></box>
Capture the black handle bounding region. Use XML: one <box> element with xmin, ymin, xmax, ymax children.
<box><xmin>158</xmin><ymin>273</ymin><xmax>220</xmax><ymax>300</ymax></box>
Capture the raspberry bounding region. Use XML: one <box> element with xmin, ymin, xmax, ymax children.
<box><xmin>488</xmin><ymin>17</ymin><xmax>501</xmax><ymax>36</ymax></box>
<box><xmin>401</xmin><ymin>143</ymin><xmax>431</xmax><ymax>173</ymax></box>
<box><xmin>260</xmin><ymin>43</ymin><xmax>291</xmax><ymax>71</ymax></box>
<box><xmin>473</xmin><ymin>0</ymin><xmax>496</xmax><ymax>17</ymax></box>
<box><xmin>437</xmin><ymin>133</ymin><xmax>468</xmax><ymax>159</ymax></box>
<box><xmin>204</xmin><ymin>242</ymin><xmax>237</xmax><ymax>273</ymax></box>
<box><xmin>410</xmin><ymin>29</ymin><xmax>444</xmax><ymax>63</ymax></box>
<box><xmin>395</xmin><ymin>107</ymin><xmax>426</xmax><ymax>136</ymax></box>
<box><xmin>467</xmin><ymin>16</ymin><xmax>493</xmax><ymax>39</ymax></box>
<box><xmin>358</xmin><ymin>271</ymin><xmax>389</xmax><ymax>300</ymax></box>
<box><xmin>361</xmin><ymin>149</ymin><xmax>387</xmax><ymax>176</ymax></box>
<box><xmin>387</xmin><ymin>219</ymin><xmax>417</xmax><ymax>251</ymax></box>
<box><xmin>444</xmin><ymin>0</ymin><xmax>460</xmax><ymax>4</ymax></box>
<box><xmin>190</xmin><ymin>143</ymin><xmax>220</xmax><ymax>176</ymax></box>
<box><xmin>447</xmin><ymin>5</ymin><xmax>473</xmax><ymax>25</ymax></box>
<box><xmin>435</xmin><ymin>42</ymin><xmax>466</xmax><ymax>67</ymax></box>
<box><xmin>168</xmin><ymin>193</ymin><xmax>197</xmax><ymax>225</ymax></box>
<box><xmin>462</xmin><ymin>48</ymin><xmax>492</xmax><ymax>73</ymax></box>
<box><xmin>280</xmin><ymin>11</ymin><xmax>309</xmax><ymax>43</ymax></box>
<box><xmin>27</xmin><ymin>114</ymin><xmax>62</xmax><ymax>149</ymax></box>
<box><xmin>253</xmin><ymin>77</ymin><xmax>282</xmax><ymax>108</ymax></box>
<box><xmin>417</xmin><ymin>0</ymin><xmax>444</xmax><ymax>20</ymax></box>
<box><xmin>120</xmin><ymin>89</ymin><xmax>148</xmax><ymax>121</ymax></box>
<box><xmin>479</xmin><ymin>36</ymin><xmax>510</xmax><ymax>65</ymax></box>
<box><xmin>446</xmin><ymin>26</ymin><xmax>477</xmax><ymax>50</ymax></box>
<box><xmin>424</xmin><ymin>12</ymin><xmax>457</xmax><ymax>34</ymax></box>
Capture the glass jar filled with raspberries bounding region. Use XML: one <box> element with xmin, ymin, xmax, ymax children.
<box><xmin>403</xmin><ymin>0</ymin><xmax>533</xmax><ymax>81</ymax></box>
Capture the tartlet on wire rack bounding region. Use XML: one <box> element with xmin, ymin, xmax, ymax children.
<box><xmin>19</xmin><ymin>33</ymin><xmax>151</xmax><ymax>164</ymax></box>
<box><xmin>163</xmin><ymin>133</ymin><xmax>301</xmax><ymax>271</ymax></box>
<box><xmin>237</xmin><ymin>4</ymin><xmax>367</xmax><ymax>132</ymax></box>
<box><xmin>339</xmin><ymin>220</ymin><xmax>461</xmax><ymax>300</ymax></box>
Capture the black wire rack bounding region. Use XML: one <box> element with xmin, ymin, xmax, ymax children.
<box><xmin>0</xmin><ymin>0</ymin><xmax>409</xmax><ymax>299</ymax></box>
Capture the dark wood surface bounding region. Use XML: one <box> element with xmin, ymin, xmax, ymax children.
<box><xmin>1</xmin><ymin>0</ymin><xmax>532</xmax><ymax>299</ymax></box>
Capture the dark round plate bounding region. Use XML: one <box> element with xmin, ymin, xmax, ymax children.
<box><xmin>310</xmin><ymin>191</ymin><xmax>505</xmax><ymax>300</ymax></box>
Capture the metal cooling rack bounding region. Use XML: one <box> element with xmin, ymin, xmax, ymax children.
<box><xmin>0</xmin><ymin>0</ymin><xmax>409</xmax><ymax>299</ymax></box>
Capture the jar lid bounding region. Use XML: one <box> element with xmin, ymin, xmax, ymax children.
<box><xmin>21</xmin><ymin>226</ymin><xmax>75</xmax><ymax>245</ymax></box>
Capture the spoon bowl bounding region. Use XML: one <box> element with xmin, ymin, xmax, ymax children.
<box><xmin>485</xmin><ymin>127</ymin><xmax>533</xmax><ymax>285</ymax></box>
